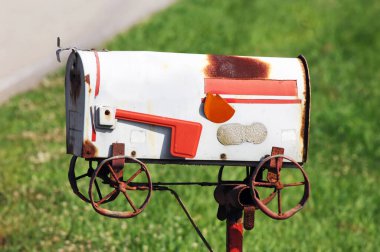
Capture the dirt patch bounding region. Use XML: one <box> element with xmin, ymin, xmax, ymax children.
<box><xmin>0</xmin><ymin>234</ymin><xmax>6</xmax><ymax>247</ymax></box>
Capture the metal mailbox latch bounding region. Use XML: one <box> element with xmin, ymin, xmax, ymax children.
<box><xmin>97</xmin><ymin>106</ymin><xmax>116</xmax><ymax>129</ymax></box>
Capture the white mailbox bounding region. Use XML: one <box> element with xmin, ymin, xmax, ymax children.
<box><xmin>65</xmin><ymin>50</ymin><xmax>310</xmax><ymax>165</ymax></box>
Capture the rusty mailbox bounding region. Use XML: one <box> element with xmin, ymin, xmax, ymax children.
<box><xmin>63</xmin><ymin>48</ymin><xmax>310</xmax><ymax>250</ymax></box>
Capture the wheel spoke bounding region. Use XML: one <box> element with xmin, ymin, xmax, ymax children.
<box><xmin>94</xmin><ymin>179</ymin><xmax>103</xmax><ymax>199</ymax></box>
<box><xmin>122</xmin><ymin>191</ymin><xmax>137</xmax><ymax>212</ymax></box>
<box><xmin>254</xmin><ymin>181</ymin><xmax>275</xmax><ymax>188</ymax></box>
<box><xmin>262</xmin><ymin>190</ymin><xmax>277</xmax><ymax>205</ymax></box>
<box><xmin>75</xmin><ymin>173</ymin><xmax>88</xmax><ymax>180</ymax></box>
<box><xmin>276</xmin><ymin>157</ymin><xmax>282</xmax><ymax>181</ymax></box>
<box><xmin>129</xmin><ymin>182</ymin><xmax>150</xmax><ymax>190</ymax></box>
<box><xmin>125</xmin><ymin>168</ymin><xmax>143</xmax><ymax>185</ymax></box>
<box><xmin>107</xmin><ymin>163</ymin><xmax>120</xmax><ymax>181</ymax></box>
<box><xmin>95</xmin><ymin>189</ymin><xmax>117</xmax><ymax>205</ymax></box>
<box><xmin>283</xmin><ymin>181</ymin><xmax>305</xmax><ymax>187</ymax></box>
<box><xmin>277</xmin><ymin>190</ymin><xmax>282</xmax><ymax>215</ymax></box>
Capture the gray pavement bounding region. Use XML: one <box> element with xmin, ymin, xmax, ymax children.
<box><xmin>0</xmin><ymin>0</ymin><xmax>175</xmax><ymax>104</ymax></box>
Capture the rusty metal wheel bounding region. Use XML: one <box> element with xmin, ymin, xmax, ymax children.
<box><xmin>68</xmin><ymin>155</ymin><xmax>92</xmax><ymax>203</ymax></box>
<box><xmin>250</xmin><ymin>155</ymin><xmax>310</xmax><ymax>220</ymax></box>
<box><xmin>68</xmin><ymin>155</ymin><xmax>119</xmax><ymax>203</ymax></box>
<box><xmin>89</xmin><ymin>155</ymin><xmax>152</xmax><ymax>218</ymax></box>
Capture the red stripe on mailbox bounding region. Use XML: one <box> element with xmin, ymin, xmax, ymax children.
<box><xmin>222</xmin><ymin>98</ymin><xmax>301</xmax><ymax>104</ymax></box>
<box><xmin>91</xmin><ymin>126</ymin><xmax>96</xmax><ymax>142</ymax></box>
<box><xmin>204</xmin><ymin>79</ymin><xmax>298</xmax><ymax>96</ymax></box>
<box><xmin>201</xmin><ymin>98</ymin><xmax>301</xmax><ymax>104</ymax></box>
<box><xmin>94</xmin><ymin>51</ymin><xmax>100</xmax><ymax>97</ymax></box>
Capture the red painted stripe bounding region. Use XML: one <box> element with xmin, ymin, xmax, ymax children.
<box><xmin>94</xmin><ymin>51</ymin><xmax>100</xmax><ymax>97</ymax></box>
<box><xmin>91</xmin><ymin>106</ymin><xmax>97</xmax><ymax>142</ymax></box>
<box><xmin>204</xmin><ymin>78</ymin><xmax>298</xmax><ymax>96</ymax></box>
<box><xmin>91</xmin><ymin>127</ymin><xmax>96</xmax><ymax>141</ymax></box>
<box><xmin>201</xmin><ymin>98</ymin><xmax>301</xmax><ymax>104</ymax></box>
<box><xmin>223</xmin><ymin>98</ymin><xmax>301</xmax><ymax>104</ymax></box>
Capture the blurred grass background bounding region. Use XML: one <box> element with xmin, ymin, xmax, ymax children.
<box><xmin>1</xmin><ymin>0</ymin><xmax>379</xmax><ymax>251</ymax></box>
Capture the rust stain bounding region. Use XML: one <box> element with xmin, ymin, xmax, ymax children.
<box><xmin>297</xmin><ymin>55</ymin><xmax>311</xmax><ymax>163</ymax></box>
<box><xmin>82</xmin><ymin>140</ymin><xmax>97</xmax><ymax>158</ymax></box>
<box><xmin>204</xmin><ymin>55</ymin><xmax>270</xmax><ymax>78</ymax></box>
<box><xmin>85</xmin><ymin>74</ymin><xmax>92</xmax><ymax>93</ymax></box>
<box><xmin>300</xmin><ymin>105</ymin><xmax>306</xmax><ymax>156</ymax></box>
<box><xmin>69</xmin><ymin>58</ymin><xmax>81</xmax><ymax>103</ymax></box>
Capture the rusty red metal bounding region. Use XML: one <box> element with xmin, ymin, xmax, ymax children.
<box><xmin>269</xmin><ymin>147</ymin><xmax>284</xmax><ymax>169</ymax></box>
<box><xmin>243</xmin><ymin>206</ymin><xmax>255</xmax><ymax>230</ymax></box>
<box><xmin>88</xmin><ymin>155</ymin><xmax>152</xmax><ymax>218</ymax></box>
<box><xmin>250</xmin><ymin>153</ymin><xmax>310</xmax><ymax>220</ymax></box>
<box><xmin>297</xmin><ymin>55</ymin><xmax>311</xmax><ymax>163</ymax></box>
<box><xmin>267</xmin><ymin>147</ymin><xmax>284</xmax><ymax>183</ymax></box>
<box><xmin>70</xmin><ymin>144</ymin><xmax>310</xmax><ymax>250</ymax></box>
<box><xmin>111</xmin><ymin>143</ymin><xmax>125</xmax><ymax>170</ymax></box>
<box><xmin>205</xmin><ymin>55</ymin><xmax>270</xmax><ymax>79</ymax></box>
<box><xmin>85</xmin><ymin>74</ymin><xmax>92</xmax><ymax>93</ymax></box>
<box><xmin>82</xmin><ymin>140</ymin><xmax>97</xmax><ymax>158</ymax></box>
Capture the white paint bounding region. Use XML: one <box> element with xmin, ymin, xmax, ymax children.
<box><xmin>97</xmin><ymin>106</ymin><xmax>116</xmax><ymax>128</ymax></box>
<box><xmin>131</xmin><ymin>130</ymin><xmax>147</xmax><ymax>144</ymax></box>
<box><xmin>65</xmin><ymin>50</ymin><xmax>309</xmax><ymax>163</ymax></box>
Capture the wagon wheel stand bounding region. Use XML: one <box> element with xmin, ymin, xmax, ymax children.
<box><xmin>69</xmin><ymin>145</ymin><xmax>310</xmax><ymax>252</ymax></box>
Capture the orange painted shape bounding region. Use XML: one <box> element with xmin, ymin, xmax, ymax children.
<box><xmin>115</xmin><ymin>109</ymin><xmax>202</xmax><ymax>159</ymax></box>
<box><xmin>205</xmin><ymin>78</ymin><xmax>298</xmax><ymax>96</ymax></box>
<box><xmin>204</xmin><ymin>93</ymin><xmax>235</xmax><ymax>123</ymax></box>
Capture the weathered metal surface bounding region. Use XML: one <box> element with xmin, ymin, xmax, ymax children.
<box><xmin>64</xmin><ymin>50</ymin><xmax>310</xmax><ymax>164</ymax></box>
<box><xmin>111</xmin><ymin>143</ymin><xmax>125</xmax><ymax>170</ymax></box>
<box><xmin>250</xmin><ymin>154</ymin><xmax>310</xmax><ymax>220</ymax></box>
<box><xmin>243</xmin><ymin>206</ymin><xmax>255</xmax><ymax>230</ymax></box>
<box><xmin>85</xmin><ymin>74</ymin><xmax>92</xmax><ymax>94</ymax></box>
<box><xmin>65</xmin><ymin>52</ymin><xmax>86</xmax><ymax>157</ymax></box>
<box><xmin>82</xmin><ymin>140</ymin><xmax>97</xmax><ymax>158</ymax></box>
<box><xmin>68</xmin><ymin>53</ymin><xmax>82</xmax><ymax>103</ymax></box>
<box><xmin>297</xmin><ymin>55</ymin><xmax>311</xmax><ymax>163</ymax></box>
<box><xmin>267</xmin><ymin>146</ymin><xmax>284</xmax><ymax>183</ymax></box>
<box><xmin>205</xmin><ymin>55</ymin><xmax>269</xmax><ymax>79</ymax></box>
<box><xmin>88</xmin><ymin>155</ymin><xmax>152</xmax><ymax>218</ymax></box>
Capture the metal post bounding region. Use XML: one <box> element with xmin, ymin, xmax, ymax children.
<box><xmin>227</xmin><ymin>220</ymin><xmax>243</xmax><ymax>252</ymax></box>
<box><xmin>226</xmin><ymin>210</ymin><xmax>243</xmax><ymax>252</ymax></box>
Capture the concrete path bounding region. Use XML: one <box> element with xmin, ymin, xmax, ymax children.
<box><xmin>0</xmin><ymin>0</ymin><xmax>175</xmax><ymax>103</ymax></box>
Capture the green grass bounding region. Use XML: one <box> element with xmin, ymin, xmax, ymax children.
<box><xmin>1</xmin><ymin>0</ymin><xmax>380</xmax><ymax>251</ymax></box>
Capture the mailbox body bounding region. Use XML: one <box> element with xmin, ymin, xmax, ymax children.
<box><xmin>65</xmin><ymin>50</ymin><xmax>310</xmax><ymax>165</ymax></box>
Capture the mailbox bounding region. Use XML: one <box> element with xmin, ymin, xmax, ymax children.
<box><xmin>63</xmin><ymin>49</ymin><xmax>311</xmax><ymax>239</ymax></box>
<box><xmin>65</xmin><ymin>50</ymin><xmax>310</xmax><ymax>165</ymax></box>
